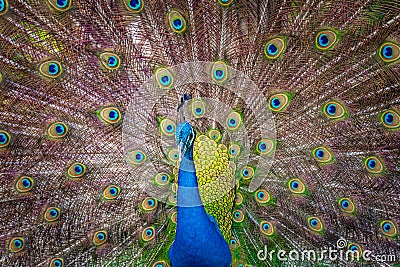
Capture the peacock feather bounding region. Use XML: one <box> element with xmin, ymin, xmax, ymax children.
<box><xmin>0</xmin><ymin>0</ymin><xmax>400</xmax><ymax>266</ymax></box>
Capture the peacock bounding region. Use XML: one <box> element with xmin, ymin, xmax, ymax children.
<box><xmin>0</xmin><ymin>0</ymin><xmax>399</xmax><ymax>266</ymax></box>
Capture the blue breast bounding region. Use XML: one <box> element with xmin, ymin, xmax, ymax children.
<box><xmin>168</xmin><ymin>147</ymin><xmax>232</xmax><ymax>267</ymax></box>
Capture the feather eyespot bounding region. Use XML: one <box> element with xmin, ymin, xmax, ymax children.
<box><xmin>155</xmin><ymin>68</ymin><xmax>174</xmax><ymax>89</ymax></box>
<box><xmin>39</xmin><ymin>60</ymin><xmax>62</xmax><ymax>79</ymax></box>
<box><xmin>15</xmin><ymin>176</ymin><xmax>34</xmax><ymax>193</ymax></box>
<box><xmin>127</xmin><ymin>150</ymin><xmax>146</xmax><ymax>165</ymax></box>
<box><xmin>226</xmin><ymin>111</ymin><xmax>242</xmax><ymax>130</ymax></box>
<box><xmin>44</xmin><ymin>207</ymin><xmax>61</xmax><ymax>222</ymax></box>
<box><xmin>338</xmin><ymin>198</ymin><xmax>356</xmax><ymax>214</ymax></box>
<box><xmin>307</xmin><ymin>216</ymin><xmax>324</xmax><ymax>233</ymax></box>
<box><xmin>154</xmin><ymin>172</ymin><xmax>170</xmax><ymax>186</ymax></box>
<box><xmin>168</xmin><ymin>10</ymin><xmax>187</xmax><ymax>34</ymax></box>
<box><xmin>160</xmin><ymin>118</ymin><xmax>176</xmax><ymax>137</ymax></box>
<box><xmin>47</xmin><ymin>122</ymin><xmax>68</xmax><ymax>139</ymax></box>
<box><xmin>50</xmin><ymin>258</ymin><xmax>64</xmax><ymax>267</ymax></box>
<box><xmin>312</xmin><ymin>146</ymin><xmax>334</xmax><ymax>164</ymax></box>
<box><xmin>99</xmin><ymin>52</ymin><xmax>121</xmax><ymax>70</ymax></box>
<box><xmin>191</xmin><ymin>100</ymin><xmax>206</xmax><ymax>118</ymax></box>
<box><xmin>256</xmin><ymin>139</ymin><xmax>275</xmax><ymax>155</ymax></box>
<box><xmin>47</xmin><ymin>0</ymin><xmax>72</xmax><ymax>11</ymax></box>
<box><xmin>235</xmin><ymin>192</ymin><xmax>243</xmax><ymax>206</ymax></box>
<box><xmin>218</xmin><ymin>0</ymin><xmax>233</xmax><ymax>7</ymax></box>
<box><xmin>347</xmin><ymin>243</ymin><xmax>362</xmax><ymax>254</ymax></box>
<box><xmin>228</xmin><ymin>143</ymin><xmax>241</xmax><ymax>158</ymax></box>
<box><xmin>103</xmin><ymin>185</ymin><xmax>121</xmax><ymax>200</ymax></box>
<box><xmin>229</xmin><ymin>237</ymin><xmax>239</xmax><ymax>249</ymax></box>
<box><xmin>141</xmin><ymin>226</ymin><xmax>155</xmax><ymax>241</ymax></box>
<box><xmin>67</xmin><ymin>162</ymin><xmax>86</xmax><ymax>178</ymax></box>
<box><xmin>254</xmin><ymin>189</ymin><xmax>271</xmax><ymax>204</ymax></box>
<box><xmin>211</xmin><ymin>61</ymin><xmax>229</xmax><ymax>83</ymax></box>
<box><xmin>288</xmin><ymin>178</ymin><xmax>307</xmax><ymax>194</ymax></box>
<box><xmin>264</xmin><ymin>37</ymin><xmax>286</xmax><ymax>60</ymax></box>
<box><xmin>0</xmin><ymin>0</ymin><xmax>8</xmax><ymax>15</ymax></box>
<box><xmin>233</xmin><ymin>210</ymin><xmax>244</xmax><ymax>223</ymax></box>
<box><xmin>152</xmin><ymin>261</ymin><xmax>168</xmax><ymax>267</ymax></box>
<box><xmin>168</xmin><ymin>149</ymin><xmax>179</xmax><ymax>163</ymax></box>
<box><xmin>323</xmin><ymin>100</ymin><xmax>348</xmax><ymax>120</ymax></box>
<box><xmin>364</xmin><ymin>156</ymin><xmax>384</xmax><ymax>174</ymax></box>
<box><xmin>380</xmin><ymin>220</ymin><xmax>397</xmax><ymax>237</ymax></box>
<box><xmin>260</xmin><ymin>221</ymin><xmax>275</xmax><ymax>236</ymax></box>
<box><xmin>123</xmin><ymin>0</ymin><xmax>144</xmax><ymax>13</ymax></box>
<box><xmin>268</xmin><ymin>93</ymin><xmax>291</xmax><ymax>112</ymax></box>
<box><xmin>315</xmin><ymin>30</ymin><xmax>338</xmax><ymax>50</ymax></box>
<box><xmin>97</xmin><ymin>106</ymin><xmax>122</xmax><ymax>124</ymax></box>
<box><xmin>142</xmin><ymin>197</ymin><xmax>158</xmax><ymax>211</ymax></box>
<box><xmin>170</xmin><ymin>211</ymin><xmax>177</xmax><ymax>224</ymax></box>
<box><xmin>9</xmin><ymin>237</ymin><xmax>24</xmax><ymax>253</ymax></box>
<box><xmin>93</xmin><ymin>230</ymin><xmax>108</xmax><ymax>246</ymax></box>
<box><xmin>208</xmin><ymin>129</ymin><xmax>221</xmax><ymax>142</ymax></box>
<box><xmin>378</xmin><ymin>42</ymin><xmax>400</xmax><ymax>63</ymax></box>
<box><xmin>380</xmin><ymin>109</ymin><xmax>399</xmax><ymax>130</ymax></box>
<box><xmin>0</xmin><ymin>130</ymin><xmax>11</xmax><ymax>148</ymax></box>
<box><xmin>240</xmin><ymin>166</ymin><xmax>254</xmax><ymax>180</ymax></box>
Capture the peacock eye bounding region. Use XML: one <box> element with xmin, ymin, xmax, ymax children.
<box><xmin>93</xmin><ymin>230</ymin><xmax>108</xmax><ymax>246</ymax></box>
<box><xmin>307</xmin><ymin>216</ymin><xmax>324</xmax><ymax>233</ymax></box>
<box><xmin>378</xmin><ymin>42</ymin><xmax>400</xmax><ymax>63</ymax></box>
<box><xmin>264</xmin><ymin>37</ymin><xmax>287</xmax><ymax>60</ymax></box>
<box><xmin>315</xmin><ymin>29</ymin><xmax>338</xmax><ymax>50</ymax></box>
<box><xmin>168</xmin><ymin>10</ymin><xmax>187</xmax><ymax>34</ymax></box>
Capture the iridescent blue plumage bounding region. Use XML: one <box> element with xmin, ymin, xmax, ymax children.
<box><xmin>168</xmin><ymin>122</ymin><xmax>231</xmax><ymax>267</ymax></box>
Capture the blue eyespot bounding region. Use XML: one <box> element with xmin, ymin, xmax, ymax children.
<box><xmin>384</xmin><ymin>112</ymin><xmax>394</xmax><ymax>125</ymax></box>
<box><xmin>129</xmin><ymin>0</ymin><xmax>141</xmax><ymax>10</ymax></box>
<box><xmin>172</xmin><ymin>18</ymin><xmax>183</xmax><ymax>30</ymax></box>
<box><xmin>107</xmin><ymin>56</ymin><xmax>118</xmax><ymax>67</ymax></box>
<box><xmin>258</xmin><ymin>142</ymin><xmax>267</xmax><ymax>151</ymax></box>
<box><xmin>318</xmin><ymin>34</ymin><xmax>329</xmax><ymax>47</ymax></box>
<box><xmin>367</xmin><ymin>159</ymin><xmax>376</xmax><ymax>169</ymax></box>
<box><xmin>350</xmin><ymin>245</ymin><xmax>358</xmax><ymax>252</ymax></box>
<box><xmin>214</xmin><ymin>69</ymin><xmax>225</xmax><ymax>80</ymax></box>
<box><xmin>22</xmin><ymin>178</ymin><xmax>31</xmax><ymax>188</ymax></box>
<box><xmin>55</xmin><ymin>124</ymin><xmax>65</xmax><ymax>135</ymax></box>
<box><xmin>228</xmin><ymin>119</ymin><xmax>237</xmax><ymax>127</ymax></box>
<box><xmin>160</xmin><ymin>75</ymin><xmax>171</xmax><ymax>86</ymax></box>
<box><xmin>108</xmin><ymin>109</ymin><xmax>119</xmax><ymax>121</ymax></box>
<box><xmin>383</xmin><ymin>222</ymin><xmax>391</xmax><ymax>232</ymax></box>
<box><xmin>341</xmin><ymin>200</ymin><xmax>349</xmax><ymax>209</ymax></box>
<box><xmin>291</xmin><ymin>181</ymin><xmax>299</xmax><ymax>190</ymax></box>
<box><xmin>0</xmin><ymin>132</ymin><xmax>8</xmax><ymax>144</ymax></box>
<box><xmin>97</xmin><ymin>233</ymin><xmax>105</xmax><ymax>240</ymax></box>
<box><xmin>310</xmin><ymin>219</ymin><xmax>318</xmax><ymax>227</ymax></box>
<box><xmin>242</xmin><ymin>169</ymin><xmax>249</xmax><ymax>177</ymax></box>
<box><xmin>48</xmin><ymin>63</ymin><xmax>60</xmax><ymax>75</ymax></box>
<box><xmin>271</xmin><ymin>97</ymin><xmax>281</xmax><ymax>109</ymax></box>
<box><xmin>263</xmin><ymin>223</ymin><xmax>269</xmax><ymax>231</ymax></box>
<box><xmin>0</xmin><ymin>0</ymin><xmax>6</xmax><ymax>12</ymax></box>
<box><xmin>49</xmin><ymin>208</ymin><xmax>58</xmax><ymax>218</ymax></box>
<box><xmin>109</xmin><ymin>187</ymin><xmax>117</xmax><ymax>196</ymax></box>
<box><xmin>326</xmin><ymin>103</ymin><xmax>337</xmax><ymax>116</ymax></box>
<box><xmin>56</xmin><ymin>0</ymin><xmax>69</xmax><ymax>8</ymax></box>
<box><xmin>315</xmin><ymin>149</ymin><xmax>324</xmax><ymax>159</ymax></box>
<box><xmin>74</xmin><ymin>165</ymin><xmax>83</xmax><ymax>174</ymax></box>
<box><xmin>234</xmin><ymin>212</ymin><xmax>240</xmax><ymax>218</ymax></box>
<box><xmin>267</xmin><ymin>44</ymin><xmax>278</xmax><ymax>56</ymax></box>
<box><xmin>53</xmin><ymin>259</ymin><xmax>62</xmax><ymax>267</ymax></box>
<box><xmin>147</xmin><ymin>199</ymin><xmax>155</xmax><ymax>207</ymax></box>
<box><xmin>257</xmin><ymin>192</ymin><xmax>264</xmax><ymax>199</ymax></box>
<box><xmin>146</xmin><ymin>229</ymin><xmax>153</xmax><ymax>236</ymax></box>
<box><xmin>381</xmin><ymin>45</ymin><xmax>393</xmax><ymax>59</ymax></box>
<box><xmin>14</xmin><ymin>239</ymin><xmax>22</xmax><ymax>248</ymax></box>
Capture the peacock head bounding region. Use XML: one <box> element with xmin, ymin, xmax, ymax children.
<box><xmin>175</xmin><ymin>121</ymin><xmax>196</xmax><ymax>157</ymax></box>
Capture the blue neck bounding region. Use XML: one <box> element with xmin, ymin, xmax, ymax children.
<box><xmin>168</xmin><ymin>144</ymin><xmax>232</xmax><ymax>266</ymax></box>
